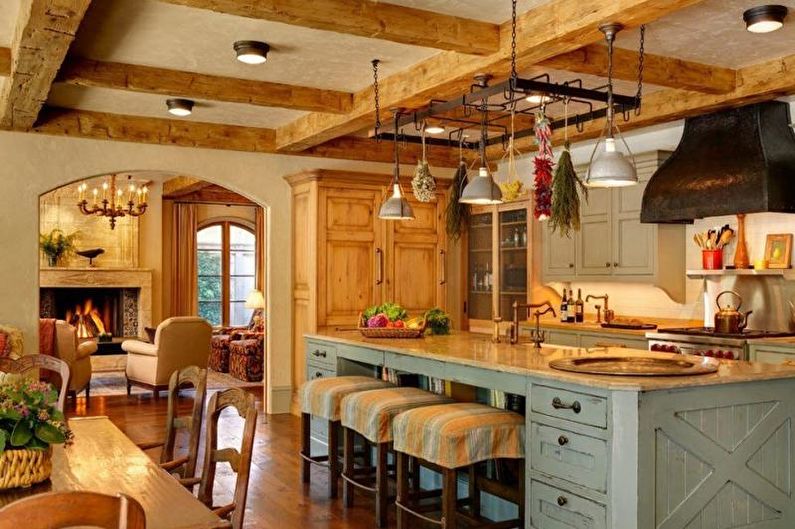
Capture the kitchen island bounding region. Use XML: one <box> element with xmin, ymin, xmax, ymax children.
<box><xmin>306</xmin><ymin>330</ymin><xmax>795</xmax><ymax>529</ymax></box>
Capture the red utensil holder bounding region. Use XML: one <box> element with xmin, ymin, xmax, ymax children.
<box><xmin>702</xmin><ymin>249</ymin><xmax>723</xmax><ymax>270</ymax></box>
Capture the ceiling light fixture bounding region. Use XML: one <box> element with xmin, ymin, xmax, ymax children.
<box><xmin>234</xmin><ymin>40</ymin><xmax>270</xmax><ymax>64</ymax></box>
<box><xmin>459</xmin><ymin>76</ymin><xmax>503</xmax><ymax>205</ymax></box>
<box><xmin>743</xmin><ymin>5</ymin><xmax>788</xmax><ymax>33</ymax></box>
<box><xmin>424</xmin><ymin>124</ymin><xmax>445</xmax><ymax>134</ymax></box>
<box><xmin>585</xmin><ymin>23</ymin><xmax>638</xmax><ymax>188</ymax></box>
<box><xmin>166</xmin><ymin>98</ymin><xmax>194</xmax><ymax>117</ymax></box>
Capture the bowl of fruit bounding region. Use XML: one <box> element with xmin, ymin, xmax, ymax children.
<box><xmin>358</xmin><ymin>303</ymin><xmax>427</xmax><ymax>338</ymax></box>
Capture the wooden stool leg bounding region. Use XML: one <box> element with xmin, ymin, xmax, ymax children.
<box><xmin>442</xmin><ymin>468</ymin><xmax>457</xmax><ymax>529</ymax></box>
<box><xmin>375</xmin><ymin>442</ymin><xmax>389</xmax><ymax>528</ymax></box>
<box><xmin>328</xmin><ymin>420</ymin><xmax>339</xmax><ymax>498</ymax></box>
<box><xmin>342</xmin><ymin>427</ymin><xmax>355</xmax><ymax>507</ymax></box>
<box><xmin>300</xmin><ymin>413</ymin><xmax>311</xmax><ymax>483</ymax></box>
<box><xmin>396</xmin><ymin>452</ymin><xmax>409</xmax><ymax>529</ymax></box>
<box><xmin>468</xmin><ymin>465</ymin><xmax>480</xmax><ymax>518</ymax></box>
<box><xmin>410</xmin><ymin>457</ymin><xmax>421</xmax><ymax>496</ymax></box>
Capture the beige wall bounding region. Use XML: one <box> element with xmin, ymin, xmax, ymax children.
<box><xmin>0</xmin><ymin>130</ymin><xmax>412</xmax><ymax>414</ymax></box>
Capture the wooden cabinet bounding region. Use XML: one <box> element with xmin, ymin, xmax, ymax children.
<box><xmin>464</xmin><ymin>200</ymin><xmax>532</xmax><ymax>330</ymax></box>
<box><xmin>287</xmin><ymin>169</ymin><xmax>448</xmax><ymax>398</ymax></box>
<box><xmin>541</xmin><ymin>151</ymin><xmax>686</xmax><ymax>302</ymax></box>
<box><xmin>749</xmin><ymin>343</ymin><xmax>795</xmax><ymax>364</ymax></box>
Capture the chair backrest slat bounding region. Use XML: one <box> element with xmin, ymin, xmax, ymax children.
<box><xmin>0</xmin><ymin>491</ymin><xmax>146</xmax><ymax>529</ymax></box>
<box><xmin>0</xmin><ymin>354</ymin><xmax>70</xmax><ymax>411</ymax></box>
<box><xmin>161</xmin><ymin>366</ymin><xmax>207</xmax><ymax>478</ymax></box>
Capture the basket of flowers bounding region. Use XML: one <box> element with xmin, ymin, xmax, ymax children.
<box><xmin>0</xmin><ymin>380</ymin><xmax>72</xmax><ymax>490</ymax></box>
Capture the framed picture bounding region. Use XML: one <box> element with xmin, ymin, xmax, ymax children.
<box><xmin>764</xmin><ymin>234</ymin><xmax>793</xmax><ymax>269</ymax></box>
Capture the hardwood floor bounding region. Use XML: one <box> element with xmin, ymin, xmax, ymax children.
<box><xmin>67</xmin><ymin>391</ymin><xmax>381</xmax><ymax>529</ymax></box>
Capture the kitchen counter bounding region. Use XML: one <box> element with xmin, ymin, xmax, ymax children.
<box><xmin>307</xmin><ymin>329</ymin><xmax>795</xmax><ymax>391</ymax></box>
<box><xmin>526</xmin><ymin>314</ymin><xmax>702</xmax><ymax>336</ymax></box>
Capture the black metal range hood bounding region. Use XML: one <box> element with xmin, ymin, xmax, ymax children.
<box><xmin>641</xmin><ymin>101</ymin><xmax>795</xmax><ymax>223</ymax></box>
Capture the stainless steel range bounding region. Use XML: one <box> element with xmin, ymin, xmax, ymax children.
<box><xmin>646</xmin><ymin>327</ymin><xmax>795</xmax><ymax>360</ymax></box>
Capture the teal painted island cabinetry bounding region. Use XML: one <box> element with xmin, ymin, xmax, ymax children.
<box><xmin>305</xmin><ymin>331</ymin><xmax>795</xmax><ymax>529</ymax></box>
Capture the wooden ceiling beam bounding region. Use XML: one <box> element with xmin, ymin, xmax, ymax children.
<box><xmin>166</xmin><ymin>184</ymin><xmax>255</xmax><ymax>205</ymax></box>
<box><xmin>493</xmin><ymin>52</ymin><xmax>795</xmax><ymax>156</ymax></box>
<box><xmin>57</xmin><ymin>58</ymin><xmax>353</xmax><ymax>114</ymax></box>
<box><xmin>0</xmin><ymin>0</ymin><xmax>92</xmax><ymax>130</ymax></box>
<box><xmin>157</xmin><ymin>0</ymin><xmax>500</xmax><ymax>55</ymax></box>
<box><xmin>162</xmin><ymin>176</ymin><xmax>213</xmax><ymax>197</ymax></box>
<box><xmin>30</xmin><ymin>107</ymin><xmax>462</xmax><ymax>167</ymax></box>
<box><xmin>540</xmin><ymin>43</ymin><xmax>737</xmax><ymax>94</ymax></box>
<box><xmin>273</xmin><ymin>0</ymin><xmax>707</xmax><ymax>153</ymax></box>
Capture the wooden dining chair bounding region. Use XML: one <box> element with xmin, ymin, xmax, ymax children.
<box><xmin>138</xmin><ymin>365</ymin><xmax>207</xmax><ymax>478</ymax></box>
<box><xmin>0</xmin><ymin>491</ymin><xmax>146</xmax><ymax>528</ymax></box>
<box><xmin>0</xmin><ymin>354</ymin><xmax>71</xmax><ymax>411</ymax></box>
<box><xmin>181</xmin><ymin>387</ymin><xmax>258</xmax><ymax>529</ymax></box>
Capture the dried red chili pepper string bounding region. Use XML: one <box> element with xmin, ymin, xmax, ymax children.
<box><xmin>533</xmin><ymin>110</ymin><xmax>553</xmax><ymax>220</ymax></box>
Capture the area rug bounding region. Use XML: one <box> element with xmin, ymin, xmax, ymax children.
<box><xmin>89</xmin><ymin>369</ymin><xmax>261</xmax><ymax>397</ymax></box>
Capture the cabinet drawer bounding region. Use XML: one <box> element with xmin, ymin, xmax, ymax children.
<box><xmin>306</xmin><ymin>340</ymin><xmax>337</xmax><ymax>368</ymax></box>
<box><xmin>306</xmin><ymin>363</ymin><xmax>336</xmax><ymax>381</ymax></box>
<box><xmin>531</xmin><ymin>423</ymin><xmax>608</xmax><ymax>492</ymax></box>
<box><xmin>531</xmin><ymin>385</ymin><xmax>607</xmax><ymax>429</ymax></box>
<box><xmin>579</xmin><ymin>333</ymin><xmax>646</xmax><ymax>350</ymax></box>
<box><xmin>530</xmin><ymin>481</ymin><xmax>606</xmax><ymax>529</ymax></box>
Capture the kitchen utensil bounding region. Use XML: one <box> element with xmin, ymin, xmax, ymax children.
<box><xmin>717</xmin><ymin>229</ymin><xmax>733</xmax><ymax>249</ymax></box>
<box><xmin>714</xmin><ymin>290</ymin><xmax>753</xmax><ymax>334</ymax></box>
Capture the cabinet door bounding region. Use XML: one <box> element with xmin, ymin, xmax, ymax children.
<box><xmin>576</xmin><ymin>188</ymin><xmax>612</xmax><ymax>276</ymax></box>
<box><xmin>612</xmin><ymin>179</ymin><xmax>655</xmax><ymax>275</ymax></box>
<box><xmin>318</xmin><ymin>188</ymin><xmax>381</xmax><ymax>326</ymax></box>
<box><xmin>467</xmin><ymin>212</ymin><xmax>494</xmax><ymax>322</ymax></box>
<box><xmin>543</xmin><ymin>225</ymin><xmax>576</xmax><ymax>278</ymax></box>
<box><xmin>385</xmin><ymin>197</ymin><xmax>446</xmax><ymax>314</ymax></box>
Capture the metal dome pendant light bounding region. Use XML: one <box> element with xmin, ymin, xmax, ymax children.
<box><xmin>371</xmin><ymin>59</ymin><xmax>414</xmax><ymax>221</ymax></box>
<box><xmin>585</xmin><ymin>23</ymin><xmax>639</xmax><ymax>188</ymax></box>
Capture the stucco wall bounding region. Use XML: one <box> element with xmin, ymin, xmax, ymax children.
<box><xmin>0</xmin><ymin>130</ymin><xmax>407</xmax><ymax>414</ymax></box>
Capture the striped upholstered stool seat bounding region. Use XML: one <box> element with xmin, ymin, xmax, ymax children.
<box><xmin>339</xmin><ymin>386</ymin><xmax>453</xmax><ymax>527</ymax></box>
<box><xmin>393</xmin><ymin>402</ymin><xmax>525</xmax><ymax>469</ymax></box>
<box><xmin>393</xmin><ymin>402</ymin><xmax>526</xmax><ymax>529</ymax></box>
<box><xmin>299</xmin><ymin>375</ymin><xmax>392</xmax><ymax>499</ymax></box>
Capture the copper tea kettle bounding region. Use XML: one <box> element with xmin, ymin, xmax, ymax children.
<box><xmin>714</xmin><ymin>290</ymin><xmax>753</xmax><ymax>334</ymax></box>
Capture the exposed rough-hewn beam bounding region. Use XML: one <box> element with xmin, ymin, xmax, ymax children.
<box><xmin>273</xmin><ymin>0</ymin><xmax>707</xmax><ymax>153</ymax></box>
<box><xmin>540</xmin><ymin>43</ymin><xmax>737</xmax><ymax>94</ymax></box>
<box><xmin>162</xmin><ymin>176</ymin><xmax>213</xmax><ymax>197</ymax></box>
<box><xmin>0</xmin><ymin>0</ymin><xmax>92</xmax><ymax>130</ymax></box>
<box><xmin>166</xmin><ymin>184</ymin><xmax>256</xmax><ymax>205</ymax></box>
<box><xmin>0</xmin><ymin>47</ymin><xmax>10</xmax><ymax>76</ymax></box>
<box><xmin>495</xmin><ymin>52</ymin><xmax>795</xmax><ymax>156</ymax></box>
<box><xmin>157</xmin><ymin>0</ymin><xmax>500</xmax><ymax>55</ymax></box>
<box><xmin>30</xmin><ymin>107</ymin><xmax>462</xmax><ymax>167</ymax></box>
<box><xmin>58</xmin><ymin>58</ymin><xmax>353</xmax><ymax>114</ymax></box>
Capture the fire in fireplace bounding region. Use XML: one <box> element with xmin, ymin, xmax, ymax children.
<box><xmin>40</xmin><ymin>288</ymin><xmax>133</xmax><ymax>338</ymax></box>
<box><xmin>65</xmin><ymin>298</ymin><xmax>109</xmax><ymax>338</ymax></box>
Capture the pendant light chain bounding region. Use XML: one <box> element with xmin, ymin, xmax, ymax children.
<box><xmin>510</xmin><ymin>0</ymin><xmax>518</xmax><ymax>84</ymax></box>
<box><xmin>372</xmin><ymin>59</ymin><xmax>382</xmax><ymax>134</ymax></box>
<box><xmin>606</xmin><ymin>28</ymin><xmax>615</xmax><ymax>130</ymax></box>
<box><xmin>635</xmin><ymin>25</ymin><xmax>645</xmax><ymax>116</ymax></box>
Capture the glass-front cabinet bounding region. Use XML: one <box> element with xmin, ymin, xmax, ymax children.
<box><xmin>464</xmin><ymin>200</ymin><xmax>532</xmax><ymax>331</ymax></box>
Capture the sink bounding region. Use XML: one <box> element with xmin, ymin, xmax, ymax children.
<box><xmin>549</xmin><ymin>354</ymin><xmax>720</xmax><ymax>376</ymax></box>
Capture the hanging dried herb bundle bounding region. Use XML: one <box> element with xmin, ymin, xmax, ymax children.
<box><xmin>412</xmin><ymin>128</ymin><xmax>436</xmax><ymax>202</ymax></box>
<box><xmin>445</xmin><ymin>161</ymin><xmax>470</xmax><ymax>240</ymax></box>
<box><xmin>533</xmin><ymin>112</ymin><xmax>553</xmax><ymax>220</ymax></box>
<box><xmin>550</xmin><ymin>142</ymin><xmax>588</xmax><ymax>237</ymax></box>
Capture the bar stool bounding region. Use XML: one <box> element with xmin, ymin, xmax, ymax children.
<box><xmin>393</xmin><ymin>402</ymin><xmax>526</xmax><ymax>529</ymax></box>
<box><xmin>340</xmin><ymin>386</ymin><xmax>453</xmax><ymax>527</ymax></box>
<box><xmin>300</xmin><ymin>375</ymin><xmax>392</xmax><ymax>497</ymax></box>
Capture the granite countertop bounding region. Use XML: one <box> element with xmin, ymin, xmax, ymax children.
<box><xmin>523</xmin><ymin>315</ymin><xmax>703</xmax><ymax>337</ymax></box>
<box><xmin>308</xmin><ymin>329</ymin><xmax>795</xmax><ymax>391</ymax></box>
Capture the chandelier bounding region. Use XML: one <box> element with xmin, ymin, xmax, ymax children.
<box><xmin>76</xmin><ymin>174</ymin><xmax>148</xmax><ymax>230</ymax></box>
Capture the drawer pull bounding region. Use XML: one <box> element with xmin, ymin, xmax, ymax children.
<box><xmin>314</xmin><ymin>371</ymin><xmax>323</xmax><ymax>378</ymax></box>
<box><xmin>312</xmin><ymin>349</ymin><xmax>327</xmax><ymax>358</ymax></box>
<box><xmin>552</xmin><ymin>397</ymin><xmax>581</xmax><ymax>414</ymax></box>
<box><xmin>557</xmin><ymin>435</ymin><xmax>569</xmax><ymax>446</ymax></box>
<box><xmin>557</xmin><ymin>496</ymin><xmax>568</xmax><ymax>507</ymax></box>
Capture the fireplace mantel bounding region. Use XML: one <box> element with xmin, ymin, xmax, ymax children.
<box><xmin>40</xmin><ymin>267</ymin><xmax>153</xmax><ymax>338</ymax></box>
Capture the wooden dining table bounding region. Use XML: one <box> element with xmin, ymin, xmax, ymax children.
<box><xmin>0</xmin><ymin>416</ymin><xmax>225</xmax><ymax>529</ymax></box>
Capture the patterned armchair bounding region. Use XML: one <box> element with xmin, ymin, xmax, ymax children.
<box><xmin>209</xmin><ymin>309</ymin><xmax>264</xmax><ymax>373</ymax></box>
<box><xmin>229</xmin><ymin>337</ymin><xmax>264</xmax><ymax>382</ymax></box>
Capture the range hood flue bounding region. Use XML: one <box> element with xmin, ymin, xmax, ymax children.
<box><xmin>641</xmin><ymin>101</ymin><xmax>795</xmax><ymax>224</ymax></box>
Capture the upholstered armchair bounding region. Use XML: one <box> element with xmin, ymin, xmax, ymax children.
<box><xmin>49</xmin><ymin>320</ymin><xmax>97</xmax><ymax>402</ymax></box>
<box><xmin>122</xmin><ymin>317</ymin><xmax>212</xmax><ymax>398</ymax></box>
<box><xmin>210</xmin><ymin>308</ymin><xmax>264</xmax><ymax>373</ymax></box>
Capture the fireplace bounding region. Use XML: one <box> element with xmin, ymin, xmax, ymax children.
<box><xmin>40</xmin><ymin>287</ymin><xmax>140</xmax><ymax>338</ymax></box>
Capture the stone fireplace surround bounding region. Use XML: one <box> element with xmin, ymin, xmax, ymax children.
<box><xmin>39</xmin><ymin>268</ymin><xmax>153</xmax><ymax>339</ymax></box>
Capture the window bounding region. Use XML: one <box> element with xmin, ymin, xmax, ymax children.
<box><xmin>197</xmin><ymin>222</ymin><xmax>257</xmax><ymax>326</ymax></box>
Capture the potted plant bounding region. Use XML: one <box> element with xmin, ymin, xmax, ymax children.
<box><xmin>0</xmin><ymin>379</ymin><xmax>72</xmax><ymax>489</ymax></box>
<box><xmin>39</xmin><ymin>229</ymin><xmax>79</xmax><ymax>267</ymax></box>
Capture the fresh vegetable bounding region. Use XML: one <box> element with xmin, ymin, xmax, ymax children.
<box><xmin>424</xmin><ymin>308</ymin><xmax>451</xmax><ymax>335</ymax></box>
<box><xmin>393</xmin><ymin>320</ymin><xmax>405</xmax><ymax>328</ymax></box>
<box><xmin>363</xmin><ymin>302</ymin><xmax>407</xmax><ymax>322</ymax></box>
<box><xmin>533</xmin><ymin>111</ymin><xmax>553</xmax><ymax>221</ymax></box>
<box><xmin>405</xmin><ymin>317</ymin><xmax>425</xmax><ymax>330</ymax></box>
<box><xmin>367</xmin><ymin>314</ymin><xmax>389</xmax><ymax>328</ymax></box>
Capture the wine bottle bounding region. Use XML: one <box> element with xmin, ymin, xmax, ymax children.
<box><xmin>485</xmin><ymin>262</ymin><xmax>492</xmax><ymax>291</ymax></box>
<box><xmin>560</xmin><ymin>291</ymin><xmax>568</xmax><ymax>323</ymax></box>
<box><xmin>575</xmin><ymin>288</ymin><xmax>584</xmax><ymax>323</ymax></box>
<box><xmin>567</xmin><ymin>290</ymin><xmax>576</xmax><ymax>323</ymax></box>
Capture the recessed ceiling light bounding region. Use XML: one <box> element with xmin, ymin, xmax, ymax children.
<box><xmin>425</xmin><ymin>124</ymin><xmax>445</xmax><ymax>134</ymax></box>
<box><xmin>525</xmin><ymin>92</ymin><xmax>552</xmax><ymax>105</ymax></box>
<box><xmin>743</xmin><ymin>5</ymin><xmax>788</xmax><ymax>33</ymax></box>
<box><xmin>166</xmin><ymin>98</ymin><xmax>194</xmax><ymax>117</ymax></box>
<box><xmin>234</xmin><ymin>40</ymin><xmax>270</xmax><ymax>64</ymax></box>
